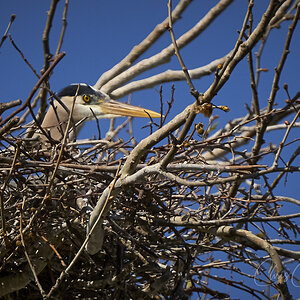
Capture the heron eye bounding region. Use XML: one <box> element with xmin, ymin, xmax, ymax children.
<box><xmin>83</xmin><ymin>95</ymin><xmax>90</xmax><ymax>103</ymax></box>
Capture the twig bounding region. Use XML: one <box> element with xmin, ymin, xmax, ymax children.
<box><xmin>42</xmin><ymin>0</ymin><xmax>59</xmax><ymax>72</ymax></box>
<box><xmin>89</xmin><ymin>108</ymin><xmax>101</xmax><ymax>140</ymax></box>
<box><xmin>19</xmin><ymin>194</ymin><xmax>46</xmax><ymax>298</ymax></box>
<box><xmin>143</xmin><ymin>213</ymin><xmax>300</xmax><ymax>228</ymax></box>
<box><xmin>38</xmin><ymin>0</ymin><xmax>60</xmax><ymax>121</ymax></box>
<box><xmin>168</xmin><ymin>0</ymin><xmax>198</xmax><ymax>98</ymax></box>
<box><xmin>159</xmin><ymin>85</ymin><xmax>163</xmax><ymax>128</ymax></box>
<box><xmin>204</xmin><ymin>0</ymin><xmax>255</xmax><ymax>102</ymax></box>
<box><xmin>267</xmin><ymin>2</ymin><xmax>300</xmax><ymax>114</ymax></box>
<box><xmin>254</xmin><ymin>0</ymin><xmax>294</xmax><ymax>87</ymax></box>
<box><xmin>9</xmin><ymin>35</ymin><xmax>40</xmax><ymax>79</ymax></box>
<box><xmin>162</xmin><ymin>84</ymin><xmax>175</xmax><ymax>126</ymax></box>
<box><xmin>247</xmin><ymin>7</ymin><xmax>260</xmax><ymax>117</ymax></box>
<box><xmin>266</xmin><ymin>145</ymin><xmax>300</xmax><ymax>198</ymax></box>
<box><xmin>19</xmin><ymin>94</ymin><xmax>40</xmax><ymax>125</ymax></box>
<box><xmin>272</xmin><ymin>107</ymin><xmax>300</xmax><ymax>167</ymax></box>
<box><xmin>0</xmin><ymin>140</ymin><xmax>20</xmax><ymax>246</ymax></box>
<box><xmin>45</xmin><ymin>85</ymin><xmax>80</xmax><ymax>196</ymax></box>
<box><xmin>162</xmin><ymin>0</ymin><xmax>205</xmax><ymax>169</ymax></box>
<box><xmin>40</xmin><ymin>235</ymin><xmax>66</xmax><ymax>267</ymax></box>
<box><xmin>26</xmin><ymin>101</ymin><xmax>56</xmax><ymax>145</ymax></box>
<box><xmin>55</xmin><ymin>0</ymin><xmax>69</xmax><ymax>56</ymax></box>
<box><xmin>0</xmin><ymin>14</ymin><xmax>16</xmax><ymax>49</ymax></box>
<box><xmin>251</xmin><ymin>3</ymin><xmax>300</xmax><ymax>162</ymax></box>
<box><xmin>160</xmin><ymin>105</ymin><xmax>196</xmax><ymax>169</ymax></box>
<box><xmin>105</xmin><ymin>117</ymin><xmax>131</xmax><ymax>141</ymax></box>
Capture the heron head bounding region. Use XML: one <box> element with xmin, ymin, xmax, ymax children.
<box><xmin>40</xmin><ymin>83</ymin><xmax>161</xmax><ymax>141</ymax></box>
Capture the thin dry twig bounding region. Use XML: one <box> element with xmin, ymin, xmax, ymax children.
<box><xmin>19</xmin><ymin>193</ymin><xmax>47</xmax><ymax>299</ymax></box>
<box><xmin>8</xmin><ymin>35</ymin><xmax>40</xmax><ymax>79</ymax></box>
<box><xmin>168</xmin><ymin>0</ymin><xmax>197</xmax><ymax>97</ymax></box>
<box><xmin>0</xmin><ymin>141</ymin><xmax>20</xmax><ymax>246</ymax></box>
<box><xmin>0</xmin><ymin>14</ymin><xmax>16</xmax><ymax>49</ymax></box>
<box><xmin>55</xmin><ymin>0</ymin><xmax>69</xmax><ymax>56</ymax></box>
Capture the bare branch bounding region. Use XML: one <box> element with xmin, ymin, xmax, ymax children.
<box><xmin>109</xmin><ymin>54</ymin><xmax>229</xmax><ymax>100</ymax></box>
<box><xmin>94</xmin><ymin>0</ymin><xmax>193</xmax><ymax>89</ymax></box>
<box><xmin>99</xmin><ymin>0</ymin><xmax>233</xmax><ymax>94</ymax></box>
<box><xmin>0</xmin><ymin>14</ymin><xmax>15</xmax><ymax>49</ymax></box>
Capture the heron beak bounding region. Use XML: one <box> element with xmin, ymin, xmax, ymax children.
<box><xmin>99</xmin><ymin>99</ymin><xmax>161</xmax><ymax>118</ymax></box>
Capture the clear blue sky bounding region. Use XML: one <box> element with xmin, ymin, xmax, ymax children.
<box><xmin>1</xmin><ymin>1</ymin><xmax>299</xmax><ymax>298</ymax></box>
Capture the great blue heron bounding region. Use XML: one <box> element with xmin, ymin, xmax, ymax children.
<box><xmin>38</xmin><ymin>83</ymin><xmax>161</xmax><ymax>142</ymax></box>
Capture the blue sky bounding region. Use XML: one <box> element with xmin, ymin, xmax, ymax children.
<box><xmin>1</xmin><ymin>1</ymin><xmax>299</xmax><ymax>298</ymax></box>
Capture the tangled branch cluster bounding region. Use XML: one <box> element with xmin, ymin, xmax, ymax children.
<box><xmin>1</xmin><ymin>98</ymin><xmax>299</xmax><ymax>299</ymax></box>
